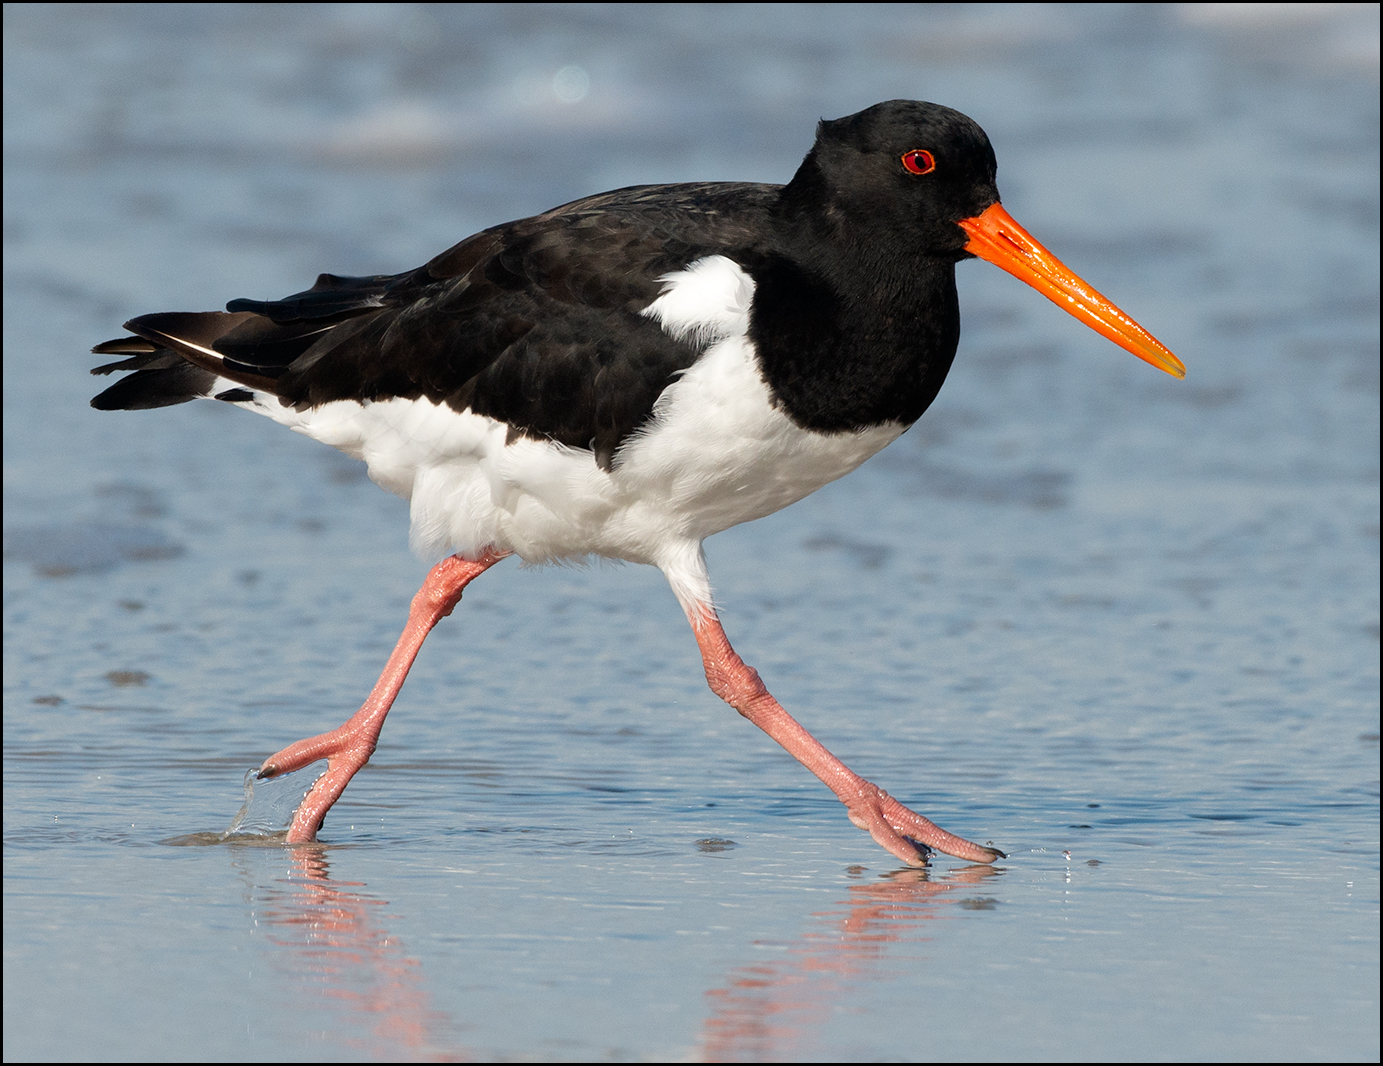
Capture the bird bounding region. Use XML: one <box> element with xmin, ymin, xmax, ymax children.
<box><xmin>91</xmin><ymin>100</ymin><xmax>1184</xmax><ymax>866</ymax></box>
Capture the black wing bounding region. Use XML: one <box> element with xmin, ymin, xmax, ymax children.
<box><xmin>92</xmin><ymin>182</ymin><xmax>781</xmax><ymax>469</ymax></box>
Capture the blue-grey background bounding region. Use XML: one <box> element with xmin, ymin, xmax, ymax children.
<box><xmin>4</xmin><ymin>4</ymin><xmax>1378</xmax><ymax>1061</ymax></box>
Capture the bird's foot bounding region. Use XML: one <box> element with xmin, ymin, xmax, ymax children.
<box><xmin>257</xmin><ymin>724</ymin><xmax>376</xmax><ymax>844</ymax></box>
<box><xmin>844</xmin><ymin>783</ymin><xmax>1005</xmax><ymax>866</ymax></box>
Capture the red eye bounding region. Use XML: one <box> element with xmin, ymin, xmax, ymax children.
<box><xmin>901</xmin><ymin>149</ymin><xmax>936</xmax><ymax>175</ymax></box>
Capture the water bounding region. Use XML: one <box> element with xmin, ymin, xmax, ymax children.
<box><xmin>4</xmin><ymin>5</ymin><xmax>1378</xmax><ymax>1060</ymax></box>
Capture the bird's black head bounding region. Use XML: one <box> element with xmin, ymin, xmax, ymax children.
<box><xmin>780</xmin><ymin>100</ymin><xmax>1000</xmax><ymax>261</ymax></box>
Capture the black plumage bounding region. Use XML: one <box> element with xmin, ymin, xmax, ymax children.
<box><xmin>92</xmin><ymin>103</ymin><xmax>1001</xmax><ymax>469</ymax></box>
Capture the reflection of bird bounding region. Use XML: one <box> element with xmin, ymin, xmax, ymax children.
<box><xmin>92</xmin><ymin>101</ymin><xmax>1183</xmax><ymax>864</ymax></box>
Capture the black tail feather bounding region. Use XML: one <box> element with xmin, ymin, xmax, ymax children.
<box><xmin>90</xmin><ymin>363</ymin><xmax>218</xmax><ymax>410</ymax></box>
<box><xmin>226</xmin><ymin>271</ymin><xmax>397</xmax><ymax>322</ymax></box>
<box><xmin>91</xmin><ymin>270</ymin><xmax>405</xmax><ymax>411</ymax></box>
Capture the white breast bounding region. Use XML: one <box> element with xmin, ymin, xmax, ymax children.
<box><xmin>230</xmin><ymin>256</ymin><xmax>904</xmax><ymax>609</ymax></box>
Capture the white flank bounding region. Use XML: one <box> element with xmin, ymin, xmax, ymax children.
<box><xmin>217</xmin><ymin>256</ymin><xmax>903</xmax><ymax>615</ymax></box>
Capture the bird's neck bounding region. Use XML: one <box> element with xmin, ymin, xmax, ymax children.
<box><xmin>744</xmin><ymin>177</ymin><xmax>963</xmax><ymax>432</ymax></box>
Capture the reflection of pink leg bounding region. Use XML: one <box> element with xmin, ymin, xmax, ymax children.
<box><xmin>689</xmin><ymin>607</ymin><xmax>1003</xmax><ymax>865</ymax></box>
<box><xmin>259</xmin><ymin>550</ymin><xmax>509</xmax><ymax>843</ymax></box>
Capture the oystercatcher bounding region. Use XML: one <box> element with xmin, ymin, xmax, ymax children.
<box><xmin>92</xmin><ymin>101</ymin><xmax>1183</xmax><ymax>865</ymax></box>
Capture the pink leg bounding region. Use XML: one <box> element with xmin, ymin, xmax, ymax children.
<box><xmin>690</xmin><ymin>607</ymin><xmax>1003</xmax><ymax>865</ymax></box>
<box><xmin>258</xmin><ymin>550</ymin><xmax>508</xmax><ymax>843</ymax></box>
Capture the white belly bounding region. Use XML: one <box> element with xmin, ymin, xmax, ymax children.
<box><xmin>231</xmin><ymin>255</ymin><xmax>905</xmax><ymax>609</ymax></box>
<box><xmin>261</xmin><ymin>336</ymin><xmax>901</xmax><ymax>551</ymax></box>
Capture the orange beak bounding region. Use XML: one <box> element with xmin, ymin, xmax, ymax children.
<box><xmin>959</xmin><ymin>202</ymin><xmax>1185</xmax><ymax>379</ymax></box>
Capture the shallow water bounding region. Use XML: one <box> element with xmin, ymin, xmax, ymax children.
<box><xmin>4</xmin><ymin>5</ymin><xmax>1378</xmax><ymax>1061</ymax></box>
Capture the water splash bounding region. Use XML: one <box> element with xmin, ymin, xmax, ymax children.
<box><xmin>223</xmin><ymin>766</ymin><xmax>326</xmax><ymax>838</ymax></box>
